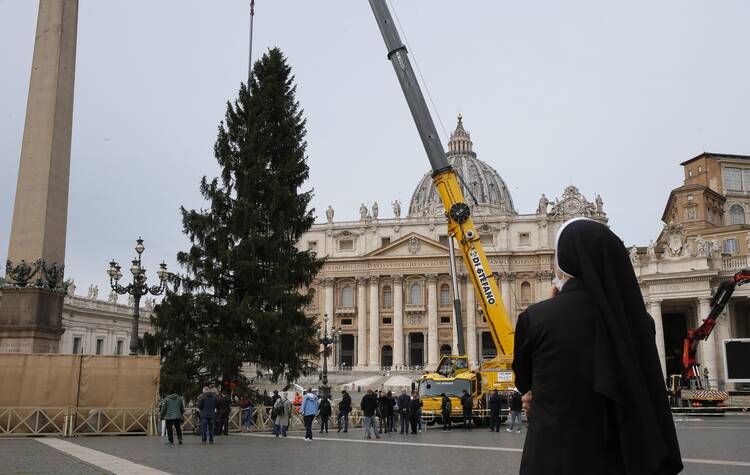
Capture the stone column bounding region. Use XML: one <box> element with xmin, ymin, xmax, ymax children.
<box><xmin>427</xmin><ymin>274</ymin><xmax>439</xmax><ymax>367</ymax></box>
<box><xmin>465</xmin><ymin>277</ymin><xmax>478</xmax><ymax>367</ymax></box>
<box><xmin>322</xmin><ymin>278</ymin><xmax>334</xmax><ymax>369</ymax></box>
<box><xmin>648</xmin><ymin>300</ymin><xmax>667</xmax><ymax>377</ymax></box>
<box><xmin>698</xmin><ymin>298</ymin><xmax>718</xmax><ymax>386</ymax></box>
<box><xmin>538</xmin><ymin>221</ymin><xmax>549</xmax><ymax>249</ymax></box>
<box><xmin>0</xmin><ymin>0</ymin><xmax>79</xmax><ymax>353</ymax></box>
<box><xmin>356</xmin><ymin>277</ymin><xmax>368</xmax><ymax>370</ymax></box>
<box><xmin>392</xmin><ymin>275</ymin><xmax>404</xmax><ymax>368</ymax></box>
<box><xmin>368</xmin><ymin>276</ymin><xmax>380</xmax><ymax>369</ymax></box>
<box><xmin>500</xmin><ymin>273</ymin><xmax>513</xmax><ymax>326</ymax></box>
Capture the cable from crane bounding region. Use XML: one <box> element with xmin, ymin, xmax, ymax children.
<box><xmin>248</xmin><ymin>0</ymin><xmax>256</xmax><ymax>83</ymax></box>
<box><xmin>386</xmin><ymin>0</ymin><xmax>450</xmax><ymax>143</ymax></box>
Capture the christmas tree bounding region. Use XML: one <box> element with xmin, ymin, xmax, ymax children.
<box><xmin>154</xmin><ymin>48</ymin><xmax>324</xmax><ymax>395</ymax></box>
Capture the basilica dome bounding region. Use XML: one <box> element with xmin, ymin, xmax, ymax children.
<box><xmin>408</xmin><ymin>115</ymin><xmax>516</xmax><ymax>218</ymax></box>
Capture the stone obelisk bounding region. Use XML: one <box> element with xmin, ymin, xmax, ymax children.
<box><xmin>0</xmin><ymin>0</ymin><xmax>78</xmax><ymax>353</ymax></box>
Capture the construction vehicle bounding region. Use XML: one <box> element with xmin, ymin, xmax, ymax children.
<box><xmin>368</xmin><ymin>0</ymin><xmax>516</xmax><ymax>425</ymax></box>
<box><xmin>670</xmin><ymin>269</ymin><xmax>750</xmax><ymax>409</ymax></box>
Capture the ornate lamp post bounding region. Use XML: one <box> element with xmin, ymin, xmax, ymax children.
<box><xmin>319</xmin><ymin>314</ymin><xmax>341</xmax><ymax>399</ymax></box>
<box><xmin>107</xmin><ymin>237</ymin><xmax>169</xmax><ymax>355</ymax></box>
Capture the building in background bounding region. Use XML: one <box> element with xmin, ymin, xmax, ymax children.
<box><xmin>635</xmin><ymin>153</ymin><xmax>750</xmax><ymax>390</ymax></box>
<box><xmin>301</xmin><ymin>116</ymin><xmax>606</xmax><ymax>370</ymax></box>
<box><xmin>0</xmin><ymin>282</ymin><xmax>154</xmax><ymax>356</ymax></box>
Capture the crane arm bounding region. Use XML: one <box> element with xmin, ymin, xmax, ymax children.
<box><xmin>368</xmin><ymin>0</ymin><xmax>514</xmax><ymax>358</ymax></box>
<box><xmin>682</xmin><ymin>269</ymin><xmax>750</xmax><ymax>378</ymax></box>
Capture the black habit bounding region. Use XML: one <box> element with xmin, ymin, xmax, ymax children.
<box><xmin>513</xmin><ymin>219</ymin><xmax>683</xmax><ymax>475</ymax></box>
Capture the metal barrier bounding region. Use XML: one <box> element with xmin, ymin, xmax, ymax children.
<box><xmin>70</xmin><ymin>407</ymin><xmax>155</xmax><ymax>436</ymax></box>
<box><xmin>0</xmin><ymin>407</ymin><xmax>67</xmax><ymax>436</ymax></box>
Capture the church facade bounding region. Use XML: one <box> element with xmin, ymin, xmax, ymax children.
<box><xmin>301</xmin><ymin>116</ymin><xmax>607</xmax><ymax>370</ymax></box>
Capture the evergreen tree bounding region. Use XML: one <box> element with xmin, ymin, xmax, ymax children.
<box><xmin>153</xmin><ymin>48</ymin><xmax>324</xmax><ymax>395</ymax></box>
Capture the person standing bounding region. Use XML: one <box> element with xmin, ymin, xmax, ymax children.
<box><xmin>217</xmin><ymin>391</ymin><xmax>231</xmax><ymax>436</ymax></box>
<box><xmin>377</xmin><ymin>390</ymin><xmax>388</xmax><ymax>433</ymax></box>
<box><xmin>360</xmin><ymin>389</ymin><xmax>380</xmax><ymax>440</ymax></box>
<box><xmin>337</xmin><ymin>390</ymin><xmax>352</xmax><ymax>433</ymax></box>
<box><xmin>272</xmin><ymin>394</ymin><xmax>292</xmax><ymax>438</ymax></box>
<box><xmin>407</xmin><ymin>391</ymin><xmax>422</xmax><ymax>434</ymax></box>
<box><xmin>239</xmin><ymin>396</ymin><xmax>253</xmax><ymax>432</ymax></box>
<box><xmin>512</xmin><ymin>218</ymin><xmax>683</xmax><ymax>474</ymax></box>
<box><xmin>460</xmin><ymin>389</ymin><xmax>473</xmax><ymax>431</ymax></box>
<box><xmin>507</xmin><ymin>389</ymin><xmax>523</xmax><ymax>433</ymax></box>
<box><xmin>197</xmin><ymin>387</ymin><xmax>218</xmax><ymax>445</ymax></box>
<box><xmin>440</xmin><ymin>393</ymin><xmax>452</xmax><ymax>432</ymax></box>
<box><xmin>397</xmin><ymin>389</ymin><xmax>411</xmax><ymax>434</ymax></box>
<box><xmin>301</xmin><ymin>388</ymin><xmax>319</xmax><ymax>442</ymax></box>
<box><xmin>385</xmin><ymin>391</ymin><xmax>396</xmax><ymax>433</ymax></box>
<box><xmin>293</xmin><ymin>392</ymin><xmax>303</xmax><ymax>414</ymax></box>
<box><xmin>159</xmin><ymin>392</ymin><xmax>185</xmax><ymax>445</ymax></box>
<box><xmin>319</xmin><ymin>395</ymin><xmax>332</xmax><ymax>433</ymax></box>
<box><xmin>488</xmin><ymin>389</ymin><xmax>502</xmax><ymax>432</ymax></box>
<box><xmin>270</xmin><ymin>390</ymin><xmax>280</xmax><ymax>406</ymax></box>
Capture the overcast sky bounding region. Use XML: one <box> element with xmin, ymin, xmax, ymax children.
<box><xmin>2</xmin><ymin>0</ymin><xmax>750</xmax><ymax>297</ymax></box>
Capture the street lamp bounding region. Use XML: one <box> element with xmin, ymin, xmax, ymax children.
<box><xmin>319</xmin><ymin>314</ymin><xmax>341</xmax><ymax>399</ymax></box>
<box><xmin>107</xmin><ymin>237</ymin><xmax>169</xmax><ymax>355</ymax></box>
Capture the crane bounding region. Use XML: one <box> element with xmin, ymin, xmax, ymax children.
<box><xmin>674</xmin><ymin>269</ymin><xmax>750</xmax><ymax>408</ymax></box>
<box><xmin>368</xmin><ymin>0</ymin><xmax>516</xmax><ymax>424</ymax></box>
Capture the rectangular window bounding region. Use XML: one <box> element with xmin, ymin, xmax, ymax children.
<box><xmin>381</xmin><ymin>237</ymin><xmax>391</xmax><ymax>247</ymax></box>
<box><xmin>116</xmin><ymin>340</ymin><xmax>124</xmax><ymax>355</ymax></box>
<box><xmin>382</xmin><ymin>317</ymin><xmax>392</xmax><ymax>325</ymax></box>
<box><xmin>519</xmin><ymin>232</ymin><xmax>530</xmax><ymax>246</ymax></box>
<box><xmin>95</xmin><ymin>338</ymin><xmax>104</xmax><ymax>355</ymax></box>
<box><xmin>724</xmin><ymin>167</ymin><xmax>743</xmax><ymax>191</ymax></box>
<box><xmin>686</xmin><ymin>207</ymin><xmax>696</xmax><ymax>220</ymax></box>
<box><xmin>439</xmin><ymin>235</ymin><xmax>450</xmax><ymax>247</ymax></box>
<box><xmin>72</xmin><ymin>337</ymin><xmax>81</xmax><ymax>355</ymax></box>
<box><xmin>340</xmin><ymin>318</ymin><xmax>353</xmax><ymax>326</ymax></box>
<box><xmin>724</xmin><ymin>238</ymin><xmax>739</xmax><ymax>254</ymax></box>
<box><xmin>339</xmin><ymin>239</ymin><xmax>353</xmax><ymax>251</ymax></box>
<box><xmin>479</xmin><ymin>234</ymin><xmax>494</xmax><ymax>246</ymax></box>
<box><xmin>440</xmin><ymin>315</ymin><xmax>451</xmax><ymax>324</ymax></box>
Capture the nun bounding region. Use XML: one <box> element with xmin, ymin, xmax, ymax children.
<box><xmin>512</xmin><ymin>218</ymin><xmax>683</xmax><ymax>474</ymax></box>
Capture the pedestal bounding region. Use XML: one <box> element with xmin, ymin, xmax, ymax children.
<box><xmin>0</xmin><ymin>287</ymin><xmax>64</xmax><ymax>352</ymax></box>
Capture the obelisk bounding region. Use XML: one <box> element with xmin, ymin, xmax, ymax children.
<box><xmin>0</xmin><ymin>0</ymin><xmax>78</xmax><ymax>353</ymax></box>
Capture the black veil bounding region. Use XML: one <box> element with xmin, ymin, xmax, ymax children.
<box><xmin>556</xmin><ymin>219</ymin><xmax>682</xmax><ymax>474</ymax></box>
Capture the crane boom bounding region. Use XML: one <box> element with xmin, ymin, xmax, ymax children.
<box><xmin>368</xmin><ymin>0</ymin><xmax>514</xmax><ymax>359</ymax></box>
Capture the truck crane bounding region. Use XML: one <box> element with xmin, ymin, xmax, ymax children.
<box><xmin>671</xmin><ymin>268</ymin><xmax>750</xmax><ymax>408</ymax></box>
<box><xmin>368</xmin><ymin>0</ymin><xmax>516</xmax><ymax>425</ymax></box>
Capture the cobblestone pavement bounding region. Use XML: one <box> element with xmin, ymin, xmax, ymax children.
<box><xmin>1</xmin><ymin>416</ymin><xmax>749</xmax><ymax>474</ymax></box>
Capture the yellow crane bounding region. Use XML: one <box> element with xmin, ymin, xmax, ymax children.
<box><xmin>368</xmin><ymin>0</ymin><xmax>516</xmax><ymax>424</ymax></box>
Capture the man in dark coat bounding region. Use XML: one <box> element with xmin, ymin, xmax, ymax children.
<box><xmin>407</xmin><ymin>391</ymin><xmax>422</xmax><ymax>434</ymax></box>
<box><xmin>460</xmin><ymin>389</ymin><xmax>473</xmax><ymax>430</ymax></box>
<box><xmin>488</xmin><ymin>389</ymin><xmax>503</xmax><ymax>432</ymax></box>
<box><xmin>385</xmin><ymin>390</ymin><xmax>396</xmax><ymax>432</ymax></box>
<box><xmin>360</xmin><ymin>389</ymin><xmax>380</xmax><ymax>440</ymax></box>
<box><xmin>507</xmin><ymin>389</ymin><xmax>523</xmax><ymax>432</ymax></box>
<box><xmin>318</xmin><ymin>396</ymin><xmax>332</xmax><ymax>433</ymax></box>
<box><xmin>337</xmin><ymin>390</ymin><xmax>352</xmax><ymax>433</ymax></box>
<box><xmin>217</xmin><ymin>391</ymin><xmax>231</xmax><ymax>436</ymax></box>
<box><xmin>397</xmin><ymin>389</ymin><xmax>411</xmax><ymax>434</ymax></box>
<box><xmin>440</xmin><ymin>393</ymin><xmax>452</xmax><ymax>431</ymax></box>
<box><xmin>197</xmin><ymin>387</ymin><xmax>218</xmax><ymax>445</ymax></box>
<box><xmin>513</xmin><ymin>218</ymin><xmax>683</xmax><ymax>474</ymax></box>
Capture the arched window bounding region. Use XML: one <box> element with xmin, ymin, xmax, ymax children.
<box><xmin>440</xmin><ymin>284</ymin><xmax>451</xmax><ymax>306</ymax></box>
<box><xmin>409</xmin><ymin>282</ymin><xmax>423</xmax><ymax>305</ymax></box>
<box><xmin>382</xmin><ymin>286</ymin><xmax>393</xmax><ymax>307</ymax></box>
<box><xmin>381</xmin><ymin>345</ymin><xmax>393</xmax><ymax>367</ymax></box>
<box><xmin>730</xmin><ymin>204</ymin><xmax>745</xmax><ymax>225</ymax></box>
<box><xmin>341</xmin><ymin>286</ymin><xmax>353</xmax><ymax>307</ymax></box>
<box><xmin>520</xmin><ymin>282</ymin><xmax>532</xmax><ymax>303</ymax></box>
<box><xmin>440</xmin><ymin>344</ymin><xmax>452</xmax><ymax>356</ymax></box>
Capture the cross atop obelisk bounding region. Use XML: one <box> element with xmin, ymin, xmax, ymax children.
<box><xmin>0</xmin><ymin>0</ymin><xmax>78</xmax><ymax>353</ymax></box>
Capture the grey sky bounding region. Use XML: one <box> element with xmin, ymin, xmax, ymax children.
<box><xmin>2</xmin><ymin>0</ymin><xmax>750</xmax><ymax>296</ymax></box>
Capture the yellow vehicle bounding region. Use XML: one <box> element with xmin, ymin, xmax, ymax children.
<box><xmin>368</xmin><ymin>0</ymin><xmax>516</xmax><ymax>425</ymax></box>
